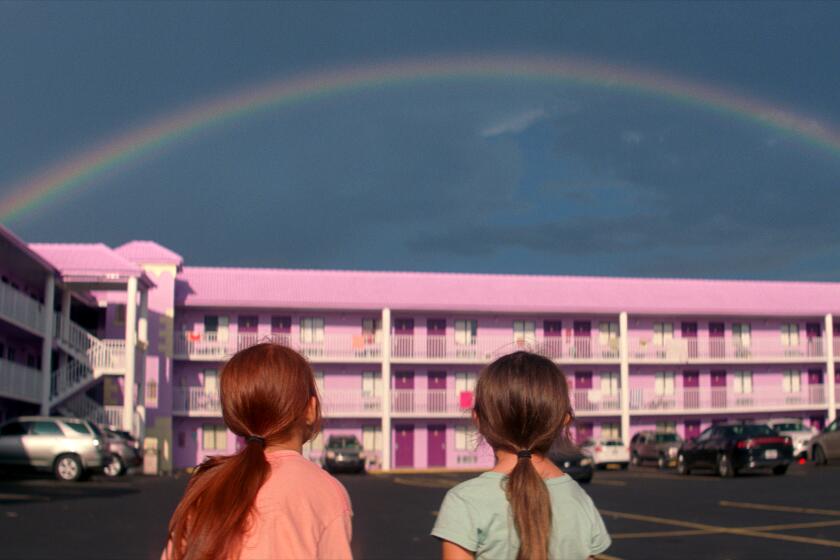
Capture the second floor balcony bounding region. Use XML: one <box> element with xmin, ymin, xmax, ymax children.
<box><xmin>0</xmin><ymin>279</ymin><xmax>45</xmax><ymax>335</ymax></box>
<box><xmin>628</xmin><ymin>337</ymin><xmax>826</xmax><ymax>364</ymax></box>
<box><xmin>173</xmin><ymin>331</ymin><xmax>382</xmax><ymax>362</ymax></box>
<box><xmin>390</xmin><ymin>334</ymin><xmax>621</xmax><ymax>363</ymax></box>
<box><xmin>0</xmin><ymin>358</ymin><xmax>42</xmax><ymax>404</ymax></box>
<box><xmin>629</xmin><ymin>384</ymin><xmax>827</xmax><ymax>414</ymax></box>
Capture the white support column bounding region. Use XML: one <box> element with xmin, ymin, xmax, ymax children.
<box><xmin>381</xmin><ymin>307</ymin><xmax>392</xmax><ymax>471</ymax></box>
<box><xmin>619</xmin><ymin>311</ymin><xmax>631</xmax><ymax>447</ymax></box>
<box><xmin>39</xmin><ymin>275</ymin><xmax>55</xmax><ymax>415</ymax></box>
<box><xmin>136</xmin><ymin>289</ymin><xmax>149</xmax><ymax>442</ymax></box>
<box><xmin>123</xmin><ymin>277</ymin><xmax>138</xmax><ymax>435</ymax></box>
<box><xmin>826</xmin><ymin>314</ymin><xmax>836</xmax><ymax>424</ymax></box>
<box><xmin>60</xmin><ymin>288</ymin><xmax>71</xmax><ymax>343</ymax></box>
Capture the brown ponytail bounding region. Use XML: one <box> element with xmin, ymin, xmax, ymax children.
<box><xmin>165</xmin><ymin>343</ymin><xmax>322</xmax><ymax>560</ymax></box>
<box><xmin>473</xmin><ymin>351</ymin><xmax>573</xmax><ymax>560</ymax></box>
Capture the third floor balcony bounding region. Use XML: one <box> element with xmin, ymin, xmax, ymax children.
<box><xmin>0</xmin><ymin>279</ymin><xmax>45</xmax><ymax>335</ymax></box>
<box><xmin>628</xmin><ymin>336</ymin><xmax>826</xmax><ymax>364</ymax></box>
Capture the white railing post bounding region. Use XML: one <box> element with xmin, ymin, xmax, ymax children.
<box><xmin>39</xmin><ymin>275</ymin><xmax>55</xmax><ymax>415</ymax></box>
<box><xmin>123</xmin><ymin>277</ymin><xmax>138</xmax><ymax>436</ymax></box>
<box><xmin>381</xmin><ymin>308</ymin><xmax>392</xmax><ymax>471</ymax></box>
<box><xmin>826</xmin><ymin>314</ymin><xmax>836</xmax><ymax>423</ymax></box>
<box><xmin>619</xmin><ymin>312</ymin><xmax>630</xmax><ymax>447</ymax></box>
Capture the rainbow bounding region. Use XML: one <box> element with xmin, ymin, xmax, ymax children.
<box><xmin>2</xmin><ymin>54</ymin><xmax>840</xmax><ymax>222</ymax></box>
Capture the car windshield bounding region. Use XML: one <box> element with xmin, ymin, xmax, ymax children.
<box><xmin>87</xmin><ymin>423</ymin><xmax>103</xmax><ymax>437</ymax></box>
<box><xmin>726</xmin><ymin>425</ymin><xmax>775</xmax><ymax>437</ymax></box>
<box><xmin>655</xmin><ymin>434</ymin><xmax>680</xmax><ymax>443</ymax></box>
<box><xmin>328</xmin><ymin>436</ymin><xmax>360</xmax><ymax>448</ymax></box>
<box><xmin>64</xmin><ymin>421</ymin><xmax>92</xmax><ymax>435</ymax></box>
<box><xmin>771</xmin><ymin>423</ymin><xmax>804</xmax><ymax>432</ymax></box>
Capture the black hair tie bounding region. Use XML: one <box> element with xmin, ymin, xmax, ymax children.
<box><xmin>246</xmin><ymin>435</ymin><xmax>265</xmax><ymax>447</ymax></box>
<box><xmin>517</xmin><ymin>450</ymin><xmax>533</xmax><ymax>459</ymax></box>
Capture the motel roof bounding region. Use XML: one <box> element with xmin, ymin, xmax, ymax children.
<box><xmin>30</xmin><ymin>243</ymin><xmax>155</xmax><ymax>288</ymax></box>
<box><xmin>174</xmin><ymin>265</ymin><xmax>840</xmax><ymax>316</ymax></box>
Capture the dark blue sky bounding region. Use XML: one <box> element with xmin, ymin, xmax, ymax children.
<box><xmin>2</xmin><ymin>1</ymin><xmax>840</xmax><ymax>279</ymax></box>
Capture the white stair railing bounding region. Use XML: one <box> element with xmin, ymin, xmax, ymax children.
<box><xmin>57</xmin><ymin>392</ymin><xmax>125</xmax><ymax>429</ymax></box>
<box><xmin>50</xmin><ymin>360</ymin><xmax>94</xmax><ymax>405</ymax></box>
<box><xmin>55</xmin><ymin>315</ymin><xmax>127</xmax><ymax>371</ymax></box>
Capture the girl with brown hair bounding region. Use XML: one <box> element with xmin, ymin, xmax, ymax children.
<box><xmin>431</xmin><ymin>351</ymin><xmax>611</xmax><ymax>560</ymax></box>
<box><xmin>163</xmin><ymin>343</ymin><xmax>353</xmax><ymax>560</ymax></box>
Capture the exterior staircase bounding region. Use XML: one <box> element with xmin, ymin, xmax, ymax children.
<box><xmin>55</xmin><ymin>392</ymin><xmax>123</xmax><ymax>429</ymax></box>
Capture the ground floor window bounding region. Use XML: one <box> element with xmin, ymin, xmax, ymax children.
<box><xmin>655</xmin><ymin>421</ymin><xmax>677</xmax><ymax>433</ymax></box>
<box><xmin>454</xmin><ymin>425</ymin><xmax>477</xmax><ymax>450</ymax></box>
<box><xmin>782</xmin><ymin>370</ymin><xmax>801</xmax><ymax>393</ymax></box>
<box><xmin>733</xmin><ymin>371</ymin><xmax>753</xmax><ymax>394</ymax></box>
<box><xmin>202</xmin><ymin>424</ymin><xmax>227</xmax><ymax>450</ymax></box>
<box><xmin>362</xmin><ymin>425</ymin><xmax>382</xmax><ymax>452</ymax></box>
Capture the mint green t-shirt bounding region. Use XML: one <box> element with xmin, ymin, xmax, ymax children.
<box><xmin>431</xmin><ymin>472</ymin><xmax>611</xmax><ymax>560</ymax></box>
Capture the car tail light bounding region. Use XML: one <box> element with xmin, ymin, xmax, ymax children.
<box><xmin>736</xmin><ymin>439</ymin><xmax>753</xmax><ymax>449</ymax></box>
<box><xmin>595</xmin><ymin>446</ymin><xmax>603</xmax><ymax>452</ymax></box>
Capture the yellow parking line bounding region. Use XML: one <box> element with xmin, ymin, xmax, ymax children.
<box><xmin>599</xmin><ymin>509</ymin><xmax>840</xmax><ymax>548</ymax></box>
<box><xmin>719</xmin><ymin>500</ymin><xmax>840</xmax><ymax>517</ymax></box>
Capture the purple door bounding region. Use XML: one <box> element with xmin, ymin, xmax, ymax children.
<box><xmin>574</xmin><ymin>372</ymin><xmax>592</xmax><ymax>410</ymax></box>
<box><xmin>810</xmin><ymin>416</ymin><xmax>825</xmax><ymax>431</ymax></box>
<box><xmin>808</xmin><ymin>369</ymin><xmax>824</xmax><ymax>404</ymax></box>
<box><xmin>544</xmin><ymin>320</ymin><xmax>563</xmax><ymax>358</ymax></box>
<box><xmin>428</xmin><ymin>372</ymin><xmax>447</xmax><ymax>412</ymax></box>
<box><xmin>574</xmin><ymin>371</ymin><xmax>593</xmax><ymax>389</ymax></box>
<box><xmin>394</xmin><ymin>425</ymin><xmax>415</xmax><ymax>468</ymax></box>
<box><xmin>709</xmin><ymin>323</ymin><xmax>725</xmax><ymax>358</ymax></box>
<box><xmin>427</xmin><ymin>319</ymin><xmax>446</xmax><ymax>358</ymax></box>
<box><xmin>573</xmin><ymin>321</ymin><xmax>591</xmax><ymax>358</ymax></box>
<box><xmin>683</xmin><ymin>371</ymin><xmax>700</xmax><ymax>409</ymax></box>
<box><xmin>428</xmin><ymin>424</ymin><xmax>446</xmax><ymax>467</ymax></box>
<box><xmin>393</xmin><ymin>319</ymin><xmax>415</xmax><ymax>357</ymax></box>
<box><xmin>806</xmin><ymin>323</ymin><xmax>822</xmax><ymax>357</ymax></box>
<box><xmin>575</xmin><ymin>422</ymin><xmax>593</xmax><ymax>445</ymax></box>
<box><xmin>684</xmin><ymin>420</ymin><xmax>701</xmax><ymax>440</ymax></box>
<box><xmin>394</xmin><ymin>371</ymin><xmax>415</xmax><ymax>413</ymax></box>
<box><xmin>271</xmin><ymin>316</ymin><xmax>291</xmax><ymax>346</ymax></box>
<box><xmin>681</xmin><ymin>322</ymin><xmax>698</xmax><ymax>358</ymax></box>
<box><xmin>711</xmin><ymin>370</ymin><xmax>727</xmax><ymax>408</ymax></box>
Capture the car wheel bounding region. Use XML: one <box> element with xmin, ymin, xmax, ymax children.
<box><xmin>631</xmin><ymin>453</ymin><xmax>640</xmax><ymax>466</ymax></box>
<box><xmin>103</xmin><ymin>454</ymin><xmax>124</xmax><ymax>477</ymax></box>
<box><xmin>772</xmin><ymin>465</ymin><xmax>788</xmax><ymax>476</ymax></box>
<box><xmin>620</xmin><ymin>462</ymin><xmax>629</xmax><ymax>470</ymax></box>
<box><xmin>657</xmin><ymin>455</ymin><xmax>667</xmax><ymax>470</ymax></box>
<box><xmin>54</xmin><ymin>454</ymin><xmax>83</xmax><ymax>482</ymax></box>
<box><xmin>813</xmin><ymin>445</ymin><xmax>828</xmax><ymax>466</ymax></box>
<box><xmin>677</xmin><ymin>453</ymin><xmax>690</xmax><ymax>475</ymax></box>
<box><xmin>717</xmin><ymin>453</ymin><xmax>735</xmax><ymax>478</ymax></box>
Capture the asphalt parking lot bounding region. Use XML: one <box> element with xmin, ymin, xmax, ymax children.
<box><xmin>1</xmin><ymin>463</ymin><xmax>839</xmax><ymax>559</ymax></box>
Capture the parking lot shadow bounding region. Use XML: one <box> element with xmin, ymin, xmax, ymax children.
<box><xmin>0</xmin><ymin>471</ymin><xmax>140</xmax><ymax>505</ymax></box>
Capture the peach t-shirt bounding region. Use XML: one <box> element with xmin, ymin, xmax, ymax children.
<box><xmin>240</xmin><ymin>449</ymin><xmax>353</xmax><ymax>560</ymax></box>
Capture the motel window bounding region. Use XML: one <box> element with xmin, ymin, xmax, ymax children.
<box><xmin>204</xmin><ymin>315</ymin><xmax>218</xmax><ymax>332</ymax></box>
<box><xmin>601</xmin><ymin>423</ymin><xmax>621</xmax><ymax>440</ymax></box>
<box><xmin>599</xmin><ymin>322</ymin><xmax>619</xmax><ymax>344</ymax></box>
<box><xmin>202</xmin><ymin>424</ymin><xmax>227</xmax><ymax>450</ymax></box>
<box><xmin>454</xmin><ymin>425</ymin><xmax>475</xmax><ymax>451</ymax></box>
<box><xmin>512</xmin><ymin>321</ymin><xmax>536</xmax><ymax>345</ymax></box>
<box><xmin>654</xmin><ymin>372</ymin><xmax>675</xmax><ymax>396</ymax></box>
<box><xmin>782</xmin><ymin>370</ymin><xmax>801</xmax><ymax>393</ymax></box>
<box><xmin>781</xmin><ymin>324</ymin><xmax>799</xmax><ymax>348</ymax></box>
<box><xmin>204</xmin><ymin>316</ymin><xmax>229</xmax><ymax>342</ymax></box>
<box><xmin>454</xmin><ymin>320</ymin><xmax>478</xmax><ymax>346</ymax></box>
<box><xmin>455</xmin><ymin>372</ymin><xmax>477</xmax><ymax>395</ymax></box>
<box><xmin>271</xmin><ymin>316</ymin><xmax>291</xmax><ymax>333</ymax></box>
<box><xmin>362</xmin><ymin>371</ymin><xmax>382</xmax><ymax>397</ymax></box>
<box><xmin>653</xmin><ymin>323</ymin><xmax>673</xmax><ymax>346</ymax></box>
<box><xmin>733</xmin><ymin>371</ymin><xmax>753</xmax><ymax>394</ymax></box>
<box><xmin>313</xmin><ymin>371</ymin><xmax>325</xmax><ymax>396</ymax></box>
<box><xmin>362</xmin><ymin>425</ymin><xmax>382</xmax><ymax>452</ymax></box>
<box><xmin>203</xmin><ymin>370</ymin><xmax>218</xmax><ymax>393</ymax></box>
<box><xmin>600</xmin><ymin>372</ymin><xmax>620</xmax><ymax>396</ymax></box>
<box><xmin>145</xmin><ymin>378</ymin><xmax>158</xmax><ymax>407</ymax></box>
<box><xmin>732</xmin><ymin>323</ymin><xmax>751</xmax><ymax>347</ymax></box>
<box><xmin>237</xmin><ymin>315</ymin><xmax>258</xmax><ymax>333</ymax></box>
<box><xmin>655</xmin><ymin>421</ymin><xmax>677</xmax><ymax>434</ymax></box>
<box><xmin>114</xmin><ymin>304</ymin><xmax>126</xmax><ymax>326</ymax></box>
<box><xmin>300</xmin><ymin>318</ymin><xmax>325</xmax><ymax>344</ymax></box>
<box><xmin>362</xmin><ymin>318</ymin><xmax>382</xmax><ymax>343</ymax></box>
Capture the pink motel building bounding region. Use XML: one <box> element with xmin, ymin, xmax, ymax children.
<box><xmin>1</xmin><ymin>223</ymin><xmax>839</xmax><ymax>472</ymax></box>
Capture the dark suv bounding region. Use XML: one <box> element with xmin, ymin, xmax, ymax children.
<box><xmin>677</xmin><ymin>423</ymin><xmax>792</xmax><ymax>477</ymax></box>
<box><xmin>322</xmin><ymin>435</ymin><xmax>366</xmax><ymax>474</ymax></box>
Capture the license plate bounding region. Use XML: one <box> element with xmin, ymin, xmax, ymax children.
<box><xmin>765</xmin><ymin>449</ymin><xmax>778</xmax><ymax>460</ymax></box>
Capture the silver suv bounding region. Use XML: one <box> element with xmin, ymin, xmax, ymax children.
<box><xmin>630</xmin><ymin>430</ymin><xmax>683</xmax><ymax>469</ymax></box>
<box><xmin>0</xmin><ymin>416</ymin><xmax>108</xmax><ymax>481</ymax></box>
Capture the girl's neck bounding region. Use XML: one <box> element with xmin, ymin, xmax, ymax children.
<box><xmin>264</xmin><ymin>432</ymin><xmax>305</xmax><ymax>454</ymax></box>
<box><xmin>490</xmin><ymin>449</ymin><xmax>565</xmax><ymax>479</ymax></box>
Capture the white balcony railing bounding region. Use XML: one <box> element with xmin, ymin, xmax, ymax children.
<box><xmin>0</xmin><ymin>359</ymin><xmax>42</xmax><ymax>404</ymax></box>
<box><xmin>173</xmin><ymin>332</ymin><xmax>382</xmax><ymax>361</ymax></box>
<box><xmin>571</xmin><ymin>389</ymin><xmax>621</xmax><ymax>413</ymax></box>
<box><xmin>55</xmin><ymin>315</ymin><xmax>127</xmax><ymax>372</ymax></box>
<box><xmin>629</xmin><ymin>337</ymin><xmax>825</xmax><ymax>362</ymax></box>
<box><xmin>172</xmin><ymin>386</ymin><xmax>222</xmax><ymax>415</ymax></box>
<box><xmin>321</xmin><ymin>390</ymin><xmax>382</xmax><ymax>415</ymax></box>
<box><xmin>629</xmin><ymin>384</ymin><xmax>827</xmax><ymax>412</ymax></box>
<box><xmin>390</xmin><ymin>389</ymin><xmax>470</xmax><ymax>415</ymax></box>
<box><xmin>0</xmin><ymin>280</ymin><xmax>45</xmax><ymax>334</ymax></box>
<box><xmin>391</xmin><ymin>334</ymin><xmax>621</xmax><ymax>362</ymax></box>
